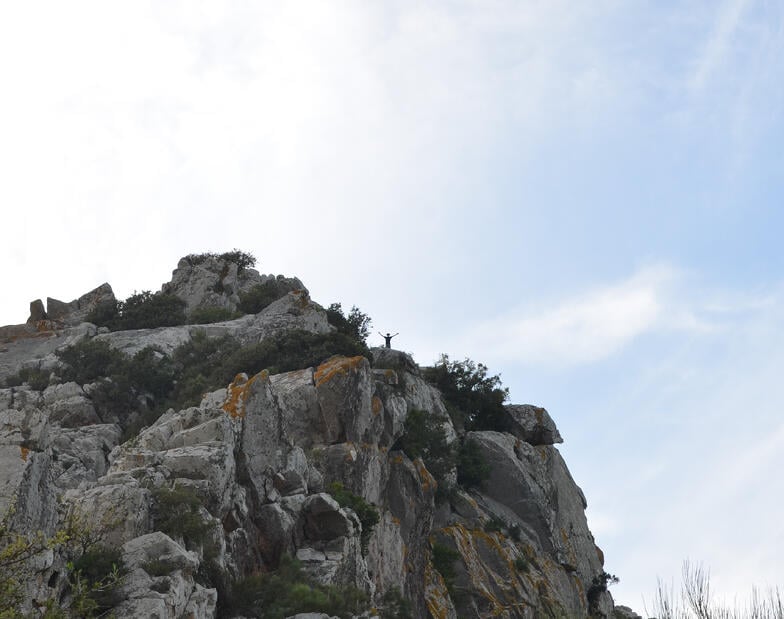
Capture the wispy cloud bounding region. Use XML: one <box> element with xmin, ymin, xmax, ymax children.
<box><xmin>460</xmin><ymin>265</ymin><xmax>712</xmax><ymax>367</ymax></box>
<box><xmin>690</xmin><ymin>0</ymin><xmax>751</xmax><ymax>93</ymax></box>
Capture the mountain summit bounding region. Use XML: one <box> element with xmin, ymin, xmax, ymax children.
<box><xmin>0</xmin><ymin>252</ymin><xmax>632</xmax><ymax>618</ymax></box>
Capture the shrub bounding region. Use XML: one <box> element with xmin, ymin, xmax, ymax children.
<box><xmin>456</xmin><ymin>439</ymin><xmax>490</xmax><ymax>489</ymax></box>
<box><xmin>228</xmin><ymin>555</ymin><xmax>368</xmax><ymax>619</ymax></box>
<box><xmin>85</xmin><ymin>300</ymin><xmax>120</xmax><ymax>328</ymax></box>
<box><xmin>431</xmin><ymin>541</ymin><xmax>461</xmax><ymax>592</ymax></box>
<box><xmin>238</xmin><ymin>281</ymin><xmax>287</xmax><ymax>315</ymax></box>
<box><xmin>188</xmin><ymin>306</ymin><xmax>241</xmax><ymax>324</ymax></box>
<box><xmin>423</xmin><ymin>355</ymin><xmax>508</xmax><ymax>431</ymax></box>
<box><xmin>142</xmin><ymin>559</ymin><xmax>173</xmax><ymax>577</ymax></box>
<box><xmin>328</xmin><ymin>482</ymin><xmax>379</xmax><ymax>553</ymax></box>
<box><xmin>57</xmin><ymin>339</ymin><xmax>125</xmax><ymax>384</ymax></box>
<box><xmin>69</xmin><ymin>544</ymin><xmax>126</xmax><ymax>612</ymax></box>
<box><xmin>85</xmin><ymin>291</ymin><xmax>186</xmax><ymax>331</ymax></box>
<box><xmin>587</xmin><ymin>571</ymin><xmax>619</xmax><ymax>610</ymax></box>
<box><xmin>483</xmin><ymin>517</ymin><xmax>504</xmax><ymax>533</ymax></box>
<box><xmin>56</xmin><ymin>341</ymin><xmax>174</xmax><ymax>428</ymax></box>
<box><xmin>326</xmin><ymin>303</ymin><xmax>372</xmax><ymax>344</ymax></box>
<box><xmin>394</xmin><ymin>409</ymin><xmax>455</xmax><ymax>500</ymax></box>
<box><xmin>647</xmin><ymin>561</ymin><xmax>784</xmax><ymax>619</ymax></box>
<box><xmin>4</xmin><ymin>366</ymin><xmax>51</xmax><ymax>391</ymax></box>
<box><xmin>115</xmin><ymin>291</ymin><xmax>186</xmax><ymax>330</ymax></box>
<box><xmin>185</xmin><ymin>249</ymin><xmax>257</xmax><ymax>272</ymax></box>
<box><xmin>152</xmin><ymin>484</ymin><xmax>211</xmax><ymax>546</ymax></box>
<box><xmin>514</xmin><ymin>556</ymin><xmax>529</xmax><ymax>572</ymax></box>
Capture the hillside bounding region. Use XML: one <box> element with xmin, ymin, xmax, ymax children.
<box><xmin>0</xmin><ymin>253</ymin><xmax>637</xmax><ymax>618</ymax></box>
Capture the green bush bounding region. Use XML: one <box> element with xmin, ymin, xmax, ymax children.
<box><xmin>587</xmin><ymin>571</ymin><xmax>619</xmax><ymax>609</ymax></box>
<box><xmin>142</xmin><ymin>559</ymin><xmax>173</xmax><ymax>577</ymax></box>
<box><xmin>69</xmin><ymin>545</ymin><xmax>126</xmax><ymax>612</ymax></box>
<box><xmin>431</xmin><ymin>541</ymin><xmax>461</xmax><ymax>584</ymax></box>
<box><xmin>326</xmin><ymin>303</ymin><xmax>372</xmax><ymax>344</ymax></box>
<box><xmin>483</xmin><ymin>517</ymin><xmax>504</xmax><ymax>533</ymax></box>
<box><xmin>115</xmin><ymin>291</ymin><xmax>186</xmax><ymax>330</ymax></box>
<box><xmin>57</xmin><ymin>339</ymin><xmax>125</xmax><ymax>384</ymax></box>
<box><xmin>188</xmin><ymin>306</ymin><xmax>241</xmax><ymax>324</ymax></box>
<box><xmin>394</xmin><ymin>409</ymin><xmax>455</xmax><ymax>500</ymax></box>
<box><xmin>328</xmin><ymin>482</ymin><xmax>379</xmax><ymax>553</ymax></box>
<box><xmin>152</xmin><ymin>484</ymin><xmax>211</xmax><ymax>546</ymax></box>
<box><xmin>85</xmin><ymin>291</ymin><xmax>186</xmax><ymax>331</ymax></box>
<box><xmin>238</xmin><ymin>280</ymin><xmax>287</xmax><ymax>314</ymax></box>
<box><xmin>184</xmin><ymin>249</ymin><xmax>257</xmax><ymax>272</ymax></box>
<box><xmin>456</xmin><ymin>439</ymin><xmax>490</xmax><ymax>489</ymax></box>
<box><xmin>4</xmin><ymin>366</ymin><xmax>51</xmax><ymax>391</ymax></box>
<box><xmin>423</xmin><ymin>355</ymin><xmax>508</xmax><ymax>431</ymax></box>
<box><xmin>228</xmin><ymin>555</ymin><xmax>368</xmax><ymax>619</ymax></box>
<box><xmin>56</xmin><ymin>341</ymin><xmax>174</xmax><ymax>428</ymax></box>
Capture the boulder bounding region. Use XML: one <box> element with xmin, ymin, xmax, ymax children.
<box><xmin>504</xmin><ymin>404</ymin><xmax>563</xmax><ymax>445</ymax></box>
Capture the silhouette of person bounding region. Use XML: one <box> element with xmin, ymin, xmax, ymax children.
<box><xmin>379</xmin><ymin>332</ymin><xmax>398</xmax><ymax>348</ymax></box>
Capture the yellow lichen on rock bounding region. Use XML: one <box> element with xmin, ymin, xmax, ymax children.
<box><xmin>314</xmin><ymin>356</ymin><xmax>365</xmax><ymax>387</ymax></box>
<box><xmin>425</xmin><ymin>560</ymin><xmax>452</xmax><ymax>619</ymax></box>
<box><xmin>222</xmin><ymin>371</ymin><xmax>268</xmax><ymax>419</ymax></box>
<box><xmin>20</xmin><ymin>446</ymin><xmax>29</xmax><ymax>461</ymax></box>
<box><xmin>372</xmin><ymin>395</ymin><xmax>383</xmax><ymax>415</ymax></box>
<box><xmin>414</xmin><ymin>457</ymin><xmax>436</xmax><ymax>492</ymax></box>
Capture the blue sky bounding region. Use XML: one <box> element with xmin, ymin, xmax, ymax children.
<box><xmin>1</xmin><ymin>1</ymin><xmax>782</xmax><ymax>609</ymax></box>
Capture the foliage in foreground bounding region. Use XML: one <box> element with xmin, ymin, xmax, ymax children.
<box><xmin>423</xmin><ymin>355</ymin><xmax>509</xmax><ymax>432</ymax></box>
<box><xmin>647</xmin><ymin>561</ymin><xmax>784</xmax><ymax>619</ymax></box>
<box><xmin>227</xmin><ymin>555</ymin><xmax>368</xmax><ymax>619</ymax></box>
<box><xmin>1</xmin><ymin>506</ymin><xmax>124</xmax><ymax>618</ymax></box>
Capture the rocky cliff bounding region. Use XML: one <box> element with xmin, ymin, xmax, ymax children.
<box><xmin>0</xmin><ymin>254</ymin><xmax>625</xmax><ymax>618</ymax></box>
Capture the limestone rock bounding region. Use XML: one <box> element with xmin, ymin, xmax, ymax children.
<box><xmin>161</xmin><ymin>253</ymin><xmax>304</xmax><ymax>317</ymax></box>
<box><xmin>504</xmin><ymin>404</ymin><xmax>563</xmax><ymax>445</ymax></box>
<box><xmin>0</xmin><ymin>255</ymin><xmax>625</xmax><ymax>618</ymax></box>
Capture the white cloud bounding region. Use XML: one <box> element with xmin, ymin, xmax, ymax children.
<box><xmin>460</xmin><ymin>265</ymin><xmax>709</xmax><ymax>367</ymax></box>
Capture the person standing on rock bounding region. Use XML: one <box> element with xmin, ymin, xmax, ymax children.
<box><xmin>379</xmin><ymin>332</ymin><xmax>398</xmax><ymax>348</ymax></box>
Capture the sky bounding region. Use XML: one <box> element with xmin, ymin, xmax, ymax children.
<box><xmin>1</xmin><ymin>0</ymin><xmax>783</xmax><ymax>610</ymax></box>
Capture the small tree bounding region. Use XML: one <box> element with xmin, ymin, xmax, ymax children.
<box><xmin>423</xmin><ymin>355</ymin><xmax>509</xmax><ymax>431</ymax></box>
<box><xmin>326</xmin><ymin>303</ymin><xmax>372</xmax><ymax>344</ymax></box>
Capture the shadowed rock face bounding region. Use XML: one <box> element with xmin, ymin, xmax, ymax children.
<box><xmin>0</xmin><ymin>256</ymin><xmax>622</xmax><ymax>618</ymax></box>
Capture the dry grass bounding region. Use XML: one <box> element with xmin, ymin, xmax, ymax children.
<box><xmin>646</xmin><ymin>561</ymin><xmax>784</xmax><ymax>619</ymax></box>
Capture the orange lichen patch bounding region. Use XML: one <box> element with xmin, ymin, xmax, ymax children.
<box><xmin>391</xmin><ymin>454</ymin><xmax>404</xmax><ymax>465</ymax></box>
<box><xmin>391</xmin><ymin>516</ymin><xmax>401</xmax><ymax>526</ymax></box>
<box><xmin>440</xmin><ymin>524</ymin><xmax>528</xmax><ymax>613</ymax></box>
<box><xmin>414</xmin><ymin>458</ymin><xmax>436</xmax><ymax>492</ymax></box>
<box><xmin>222</xmin><ymin>371</ymin><xmax>268</xmax><ymax>419</ymax></box>
<box><xmin>595</xmin><ymin>544</ymin><xmax>605</xmax><ymax>566</ymax></box>
<box><xmin>20</xmin><ymin>446</ymin><xmax>30</xmax><ymax>461</ymax></box>
<box><xmin>314</xmin><ymin>356</ymin><xmax>365</xmax><ymax>387</ymax></box>
<box><xmin>371</xmin><ymin>396</ymin><xmax>383</xmax><ymax>415</ymax></box>
<box><xmin>425</xmin><ymin>560</ymin><xmax>452</xmax><ymax>619</ymax></box>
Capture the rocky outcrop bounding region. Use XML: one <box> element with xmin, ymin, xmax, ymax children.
<box><xmin>0</xmin><ymin>255</ymin><xmax>627</xmax><ymax>618</ymax></box>
<box><xmin>161</xmin><ymin>254</ymin><xmax>304</xmax><ymax>316</ymax></box>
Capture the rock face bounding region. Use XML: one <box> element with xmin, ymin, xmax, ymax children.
<box><xmin>161</xmin><ymin>254</ymin><xmax>304</xmax><ymax>316</ymax></box>
<box><xmin>0</xmin><ymin>255</ymin><xmax>625</xmax><ymax>618</ymax></box>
